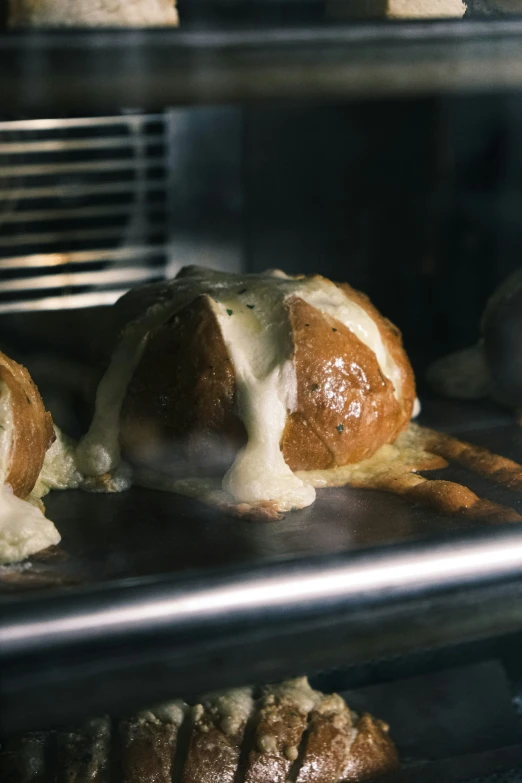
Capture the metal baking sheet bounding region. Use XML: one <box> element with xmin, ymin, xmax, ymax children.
<box><xmin>2</xmin><ymin>17</ymin><xmax>522</xmax><ymax>115</ymax></box>
<box><xmin>2</xmin><ymin>399</ymin><xmax>522</xmax><ymax>735</ymax></box>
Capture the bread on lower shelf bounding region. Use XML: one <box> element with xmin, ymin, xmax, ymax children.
<box><xmin>0</xmin><ymin>678</ymin><xmax>399</xmax><ymax>782</ymax></box>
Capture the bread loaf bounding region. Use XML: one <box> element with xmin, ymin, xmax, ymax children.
<box><xmin>387</xmin><ymin>0</ymin><xmax>465</xmax><ymax>16</ymax></box>
<box><xmin>0</xmin><ymin>679</ymin><xmax>398</xmax><ymax>782</ymax></box>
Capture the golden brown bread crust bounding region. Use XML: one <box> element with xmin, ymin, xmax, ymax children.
<box><xmin>120</xmin><ymin>295</ymin><xmax>245</xmax><ymax>474</ymax></box>
<box><xmin>245</xmin><ymin>685</ymin><xmax>310</xmax><ymax>783</ymax></box>
<box><xmin>1</xmin><ymin>683</ymin><xmax>398</xmax><ymax>782</ymax></box>
<box><xmin>282</xmin><ymin>296</ymin><xmax>411</xmax><ymax>470</ymax></box>
<box><xmin>120</xmin><ymin>280</ymin><xmax>415</xmax><ymax>475</ymax></box>
<box><xmin>341</xmin><ymin>714</ymin><xmax>399</xmax><ymax>781</ymax></box>
<box><xmin>0</xmin><ymin>351</ymin><xmax>54</xmax><ymax>498</ymax></box>
<box><xmin>296</xmin><ymin>693</ymin><xmax>355</xmax><ymax>783</ymax></box>
<box><xmin>183</xmin><ymin>697</ymin><xmax>251</xmax><ymax>783</ymax></box>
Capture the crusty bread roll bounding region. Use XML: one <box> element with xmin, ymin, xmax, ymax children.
<box><xmin>119</xmin><ymin>678</ymin><xmax>399</xmax><ymax>782</ymax></box>
<box><xmin>79</xmin><ymin>267</ymin><xmax>416</xmax><ymax>512</ymax></box>
<box><xmin>0</xmin><ymin>351</ymin><xmax>54</xmax><ymax>499</ymax></box>
<box><xmin>8</xmin><ymin>0</ymin><xmax>178</xmax><ymax>27</ymax></box>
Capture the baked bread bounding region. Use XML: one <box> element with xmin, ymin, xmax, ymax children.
<box><xmin>0</xmin><ymin>351</ymin><xmax>54</xmax><ymax>499</ymax></box>
<box><xmin>326</xmin><ymin>0</ymin><xmax>464</xmax><ymax>17</ymax></box>
<box><xmin>387</xmin><ymin>0</ymin><xmax>465</xmax><ymax>17</ymax></box>
<box><xmin>8</xmin><ymin>0</ymin><xmax>179</xmax><ymax>27</ymax></box>
<box><xmin>0</xmin><ymin>350</ymin><xmax>60</xmax><ymax>564</ymax></box>
<box><xmin>78</xmin><ymin>266</ymin><xmax>416</xmax><ymax>512</ymax></box>
<box><xmin>0</xmin><ymin>678</ymin><xmax>398</xmax><ymax>781</ymax></box>
<box><xmin>427</xmin><ymin>269</ymin><xmax>522</xmax><ymax>417</ymax></box>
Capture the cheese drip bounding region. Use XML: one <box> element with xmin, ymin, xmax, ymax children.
<box><xmin>0</xmin><ymin>381</ymin><xmax>60</xmax><ymax>565</ymax></box>
<box><xmin>78</xmin><ymin>267</ymin><xmax>404</xmax><ymax>511</ymax></box>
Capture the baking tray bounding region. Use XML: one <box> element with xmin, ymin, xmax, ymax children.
<box><xmin>2</xmin><ymin>398</ymin><xmax>522</xmax><ymax>735</ymax></box>
<box><xmin>2</xmin><ymin>17</ymin><xmax>522</xmax><ymax>116</ymax></box>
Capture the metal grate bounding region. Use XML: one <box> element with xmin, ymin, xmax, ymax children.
<box><xmin>0</xmin><ymin>113</ymin><xmax>169</xmax><ymax>313</ymax></box>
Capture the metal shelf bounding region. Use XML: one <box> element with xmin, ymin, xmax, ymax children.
<box><xmin>1</xmin><ymin>399</ymin><xmax>522</xmax><ymax>734</ymax></box>
<box><xmin>2</xmin><ymin>17</ymin><xmax>522</xmax><ymax>115</ymax></box>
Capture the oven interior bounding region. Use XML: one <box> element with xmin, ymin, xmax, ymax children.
<box><xmin>1</xmin><ymin>8</ymin><xmax>522</xmax><ymax>782</ymax></box>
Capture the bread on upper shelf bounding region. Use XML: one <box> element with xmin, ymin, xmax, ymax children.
<box><xmin>0</xmin><ymin>351</ymin><xmax>54</xmax><ymax>499</ymax></box>
<box><xmin>387</xmin><ymin>0</ymin><xmax>465</xmax><ymax>17</ymax></box>
<box><xmin>8</xmin><ymin>0</ymin><xmax>178</xmax><ymax>27</ymax></box>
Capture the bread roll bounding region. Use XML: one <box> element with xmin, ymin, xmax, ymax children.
<box><xmin>78</xmin><ymin>267</ymin><xmax>416</xmax><ymax>512</ymax></box>
<box><xmin>9</xmin><ymin>0</ymin><xmax>178</xmax><ymax>27</ymax></box>
<box><xmin>0</xmin><ymin>351</ymin><xmax>54</xmax><ymax>499</ymax></box>
<box><xmin>0</xmin><ymin>350</ymin><xmax>60</xmax><ymax>564</ymax></box>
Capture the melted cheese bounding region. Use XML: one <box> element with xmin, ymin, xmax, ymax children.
<box><xmin>0</xmin><ymin>381</ymin><xmax>60</xmax><ymax>564</ymax></box>
<box><xmin>79</xmin><ymin>267</ymin><xmax>407</xmax><ymax>511</ymax></box>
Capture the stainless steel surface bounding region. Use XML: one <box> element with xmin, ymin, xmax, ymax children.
<box><xmin>2</xmin><ymin>18</ymin><xmax>522</xmax><ymax>114</ymax></box>
<box><xmin>0</xmin><ymin>400</ymin><xmax>522</xmax><ymax>733</ymax></box>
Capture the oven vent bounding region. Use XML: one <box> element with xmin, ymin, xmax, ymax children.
<box><xmin>0</xmin><ymin>114</ymin><xmax>168</xmax><ymax>313</ymax></box>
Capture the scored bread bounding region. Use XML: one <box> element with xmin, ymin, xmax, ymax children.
<box><xmin>0</xmin><ymin>679</ymin><xmax>398</xmax><ymax>781</ymax></box>
<box><xmin>8</xmin><ymin>0</ymin><xmax>179</xmax><ymax>27</ymax></box>
<box><xmin>0</xmin><ymin>351</ymin><xmax>54</xmax><ymax>499</ymax></box>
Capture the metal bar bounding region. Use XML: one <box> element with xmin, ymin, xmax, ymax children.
<box><xmin>0</xmin><ymin>135</ymin><xmax>164</xmax><ymax>155</ymax></box>
<box><xmin>0</xmin><ymin>157</ymin><xmax>165</xmax><ymax>178</ymax></box>
<box><xmin>0</xmin><ymin>222</ymin><xmax>165</xmax><ymax>248</ymax></box>
<box><xmin>0</xmin><ymin>179</ymin><xmax>166</xmax><ymax>201</ymax></box>
<box><xmin>0</xmin><ymin>114</ymin><xmax>164</xmax><ymax>131</ymax></box>
<box><xmin>0</xmin><ymin>289</ymin><xmax>128</xmax><ymax>313</ymax></box>
<box><xmin>3</xmin><ymin>20</ymin><xmax>522</xmax><ymax>109</ymax></box>
<box><xmin>0</xmin><ymin>266</ymin><xmax>161</xmax><ymax>292</ymax></box>
<box><xmin>0</xmin><ymin>203</ymin><xmax>163</xmax><ymax>224</ymax></box>
<box><xmin>0</xmin><ymin>244</ymin><xmax>165</xmax><ymax>269</ymax></box>
<box><xmin>2</xmin><ymin>529</ymin><xmax>522</xmax><ymax>734</ymax></box>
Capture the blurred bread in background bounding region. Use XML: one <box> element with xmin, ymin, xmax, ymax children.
<box><xmin>8</xmin><ymin>0</ymin><xmax>178</xmax><ymax>27</ymax></box>
<box><xmin>387</xmin><ymin>0</ymin><xmax>465</xmax><ymax>17</ymax></box>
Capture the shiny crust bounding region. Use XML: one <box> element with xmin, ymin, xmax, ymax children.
<box><xmin>0</xmin><ymin>351</ymin><xmax>54</xmax><ymax>498</ymax></box>
<box><xmin>282</xmin><ymin>295</ymin><xmax>413</xmax><ymax>470</ymax></box>
<box><xmin>296</xmin><ymin>694</ymin><xmax>355</xmax><ymax>783</ymax></box>
<box><xmin>245</xmin><ymin>686</ymin><xmax>309</xmax><ymax>783</ymax></box>
<box><xmin>120</xmin><ymin>277</ymin><xmax>415</xmax><ymax>473</ymax></box>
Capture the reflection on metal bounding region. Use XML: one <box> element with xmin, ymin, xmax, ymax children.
<box><xmin>0</xmin><ymin>134</ymin><xmax>164</xmax><ymax>155</ymax></box>
<box><xmin>0</xmin><ymin>267</ymin><xmax>160</xmax><ymax>293</ymax></box>
<box><xmin>0</xmin><ymin>223</ymin><xmax>164</xmax><ymax>249</ymax></box>
<box><xmin>0</xmin><ymin>245</ymin><xmax>165</xmax><ymax>270</ymax></box>
<box><xmin>0</xmin><ymin>290</ymin><xmax>128</xmax><ymax>313</ymax></box>
<box><xmin>0</xmin><ymin>178</ymin><xmax>166</xmax><ymax>201</ymax></box>
<box><xmin>0</xmin><ymin>114</ymin><xmax>164</xmax><ymax>131</ymax></box>
<box><xmin>0</xmin><ymin>203</ymin><xmax>159</xmax><ymax>224</ymax></box>
<box><xmin>0</xmin><ymin>156</ymin><xmax>166</xmax><ymax>179</ymax></box>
